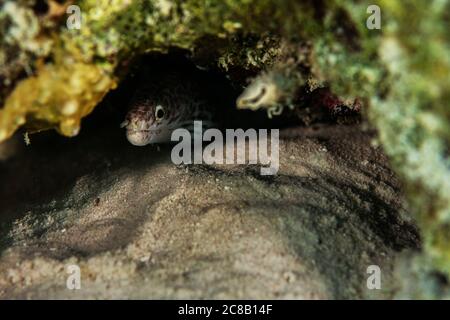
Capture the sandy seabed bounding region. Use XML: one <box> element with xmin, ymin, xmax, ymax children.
<box><xmin>0</xmin><ymin>124</ymin><xmax>419</xmax><ymax>299</ymax></box>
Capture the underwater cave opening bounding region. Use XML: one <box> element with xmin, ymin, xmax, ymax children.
<box><xmin>84</xmin><ymin>49</ymin><xmax>363</xmax><ymax>145</ymax></box>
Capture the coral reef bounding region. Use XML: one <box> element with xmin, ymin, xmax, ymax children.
<box><xmin>0</xmin><ymin>0</ymin><xmax>354</xmax><ymax>140</ymax></box>
<box><xmin>368</xmin><ymin>0</ymin><xmax>450</xmax><ymax>282</ymax></box>
<box><xmin>0</xmin><ymin>0</ymin><xmax>449</xmax><ymax>297</ymax></box>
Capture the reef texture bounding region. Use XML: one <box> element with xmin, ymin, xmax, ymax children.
<box><xmin>0</xmin><ymin>0</ymin><xmax>449</xmax><ymax>297</ymax></box>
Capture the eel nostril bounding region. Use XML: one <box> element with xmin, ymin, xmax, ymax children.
<box><xmin>120</xmin><ymin>120</ymin><xmax>129</xmax><ymax>128</ymax></box>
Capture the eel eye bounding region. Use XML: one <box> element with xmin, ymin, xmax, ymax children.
<box><xmin>155</xmin><ymin>105</ymin><xmax>165</xmax><ymax>121</ymax></box>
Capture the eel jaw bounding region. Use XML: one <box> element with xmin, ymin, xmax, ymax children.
<box><xmin>126</xmin><ymin>129</ymin><xmax>152</xmax><ymax>146</ymax></box>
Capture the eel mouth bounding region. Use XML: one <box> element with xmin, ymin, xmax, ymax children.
<box><xmin>126</xmin><ymin>129</ymin><xmax>152</xmax><ymax>146</ymax></box>
<box><xmin>125</xmin><ymin>128</ymin><xmax>167</xmax><ymax>146</ymax></box>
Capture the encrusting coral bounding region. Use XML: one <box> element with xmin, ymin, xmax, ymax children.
<box><xmin>367</xmin><ymin>0</ymin><xmax>450</xmax><ymax>284</ymax></box>
<box><xmin>0</xmin><ymin>0</ymin><xmax>449</xmax><ymax>297</ymax></box>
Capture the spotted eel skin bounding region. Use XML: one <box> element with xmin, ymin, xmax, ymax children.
<box><xmin>122</xmin><ymin>72</ymin><xmax>217</xmax><ymax>146</ymax></box>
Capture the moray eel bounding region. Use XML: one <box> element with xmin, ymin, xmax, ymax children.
<box><xmin>122</xmin><ymin>72</ymin><xmax>216</xmax><ymax>146</ymax></box>
<box><xmin>236</xmin><ymin>40</ymin><xmax>314</xmax><ymax>118</ymax></box>
<box><xmin>236</xmin><ymin>72</ymin><xmax>286</xmax><ymax>117</ymax></box>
